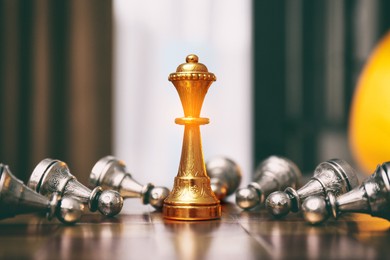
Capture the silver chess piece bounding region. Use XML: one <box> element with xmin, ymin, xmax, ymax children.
<box><xmin>28</xmin><ymin>158</ymin><xmax>123</xmax><ymax>217</ymax></box>
<box><xmin>89</xmin><ymin>156</ymin><xmax>169</xmax><ymax>210</ymax></box>
<box><xmin>0</xmin><ymin>164</ymin><xmax>83</xmax><ymax>224</ymax></box>
<box><xmin>206</xmin><ymin>156</ymin><xmax>242</xmax><ymax>201</ymax></box>
<box><xmin>235</xmin><ymin>156</ymin><xmax>302</xmax><ymax>210</ymax></box>
<box><xmin>266</xmin><ymin>159</ymin><xmax>359</xmax><ymax>218</ymax></box>
<box><xmin>302</xmin><ymin>161</ymin><xmax>390</xmax><ymax>224</ymax></box>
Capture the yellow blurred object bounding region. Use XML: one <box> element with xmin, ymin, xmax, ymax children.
<box><xmin>349</xmin><ymin>32</ymin><xmax>390</xmax><ymax>174</ymax></box>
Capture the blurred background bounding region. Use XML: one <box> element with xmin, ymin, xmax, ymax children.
<box><xmin>0</xmin><ymin>0</ymin><xmax>390</xmax><ymax>187</ymax></box>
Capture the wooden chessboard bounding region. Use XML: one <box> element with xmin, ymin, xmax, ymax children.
<box><xmin>1</xmin><ymin>199</ymin><xmax>389</xmax><ymax>259</ymax></box>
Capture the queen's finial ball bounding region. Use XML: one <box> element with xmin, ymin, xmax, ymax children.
<box><xmin>301</xmin><ymin>196</ymin><xmax>329</xmax><ymax>224</ymax></box>
<box><xmin>186</xmin><ymin>54</ymin><xmax>198</xmax><ymax>63</ymax></box>
<box><xmin>58</xmin><ymin>197</ymin><xmax>84</xmax><ymax>224</ymax></box>
<box><xmin>235</xmin><ymin>187</ymin><xmax>260</xmax><ymax>209</ymax></box>
<box><xmin>265</xmin><ymin>191</ymin><xmax>291</xmax><ymax>217</ymax></box>
<box><xmin>97</xmin><ymin>190</ymin><xmax>124</xmax><ymax>217</ymax></box>
<box><xmin>149</xmin><ymin>187</ymin><xmax>170</xmax><ymax>209</ymax></box>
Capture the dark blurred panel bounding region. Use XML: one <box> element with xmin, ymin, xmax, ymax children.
<box><xmin>0</xmin><ymin>0</ymin><xmax>112</xmax><ymax>184</ymax></box>
<box><xmin>252</xmin><ymin>1</ymin><xmax>287</xmax><ymax>166</ymax></box>
<box><xmin>253</xmin><ymin>0</ymin><xmax>390</xmax><ymax>174</ymax></box>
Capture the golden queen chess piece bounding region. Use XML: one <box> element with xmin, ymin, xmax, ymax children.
<box><xmin>163</xmin><ymin>54</ymin><xmax>221</xmax><ymax>220</ymax></box>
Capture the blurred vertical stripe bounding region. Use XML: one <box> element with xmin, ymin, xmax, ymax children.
<box><xmin>0</xmin><ymin>0</ymin><xmax>113</xmax><ymax>183</ymax></box>
<box><xmin>253</xmin><ymin>0</ymin><xmax>390</xmax><ymax>174</ymax></box>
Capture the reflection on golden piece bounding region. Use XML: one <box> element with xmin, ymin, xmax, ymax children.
<box><xmin>163</xmin><ymin>54</ymin><xmax>221</xmax><ymax>220</ymax></box>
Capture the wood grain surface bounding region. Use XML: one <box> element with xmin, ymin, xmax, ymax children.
<box><xmin>1</xmin><ymin>199</ymin><xmax>389</xmax><ymax>259</ymax></box>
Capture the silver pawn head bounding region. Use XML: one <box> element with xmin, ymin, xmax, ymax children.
<box><xmin>149</xmin><ymin>186</ymin><xmax>170</xmax><ymax>209</ymax></box>
<box><xmin>235</xmin><ymin>187</ymin><xmax>260</xmax><ymax>210</ymax></box>
<box><xmin>265</xmin><ymin>191</ymin><xmax>291</xmax><ymax>217</ymax></box>
<box><xmin>312</xmin><ymin>159</ymin><xmax>359</xmax><ymax>196</ymax></box>
<box><xmin>97</xmin><ymin>190</ymin><xmax>124</xmax><ymax>217</ymax></box>
<box><xmin>301</xmin><ymin>196</ymin><xmax>329</xmax><ymax>224</ymax></box>
<box><xmin>57</xmin><ymin>196</ymin><xmax>84</xmax><ymax>224</ymax></box>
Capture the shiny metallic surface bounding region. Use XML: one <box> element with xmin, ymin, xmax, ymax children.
<box><xmin>327</xmin><ymin>192</ymin><xmax>338</xmax><ymax>219</ymax></box>
<box><xmin>210</xmin><ymin>179</ymin><xmax>228</xmax><ymax>200</ymax></box>
<box><xmin>206</xmin><ymin>157</ymin><xmax>242</xmax><ymax>200</ymax></box>
<box><xmin>90</xmin><ymin>156</ymin><xmax>129</xmax><ymax>193</ymax></box>
<box><xmin>236</xmin><ymin>156</ymin><xmax>302</xmax><ymax>210</ymax></box>
<box><xmin>28</xmin><ymin>158</ymin><xmax>123</xmax><ymax>217</ymax></box>
<box><xmin>97</xmin><ymin>190</ymin><xmax>124</xmax><ymax>217</ymax></box>
<box><xmin>149</xmin><ymin>186</ymin><xmax>170</xmax><ymax>209</ymax></box>
<box><xmin>89</xmin><ymin>156</ymin><xmax>170</xmax><ymax>210</ymax></box>
<box><xmin>312</xmin><ymin>159</ymin><xmax>359</xmax><ymax>197</ymax></box>
<box><xmin>235</xmin><ymin>187</ymin><xmax>260</xmax><ymax>209</ymax></box>
<box><xmin>0</xmin><ymin>164</ymin><xmax>80</xmax><ymax>224</ymax></box>
<box><xmin>46</xmin><ymin>193</ymin><xmax>61</xmax><ymax>220</ymax></box>
<box><xmin>57</xmin><ymin>196</ymin><xmax>84</xmax><ymax>224</ymax></box>
<box><xmin>301</xmin><ymin>196</ymin><xmax>329</xmax><ymax>224</ymax></box>
<box><xmin>265</xmin><ymin>191</ymin><xmax>291</xmax><ymax>217</ymax></box>
<box><xmin>0</xmin><ymin>164</ymin><xmax>51</xmax><ymax>219</ymax></box>
<box><xmin>27</xmin><ymin>158</ymin><xmax>58</xmax><ymax>192</ymax></box>
<box><xmin>253</xmin><ymin>156</ymin><xmax>302</xmax><ymax>189</ymax></box>
<box><xmin>89</xmin><ymin>186</ymin><xmax>103</xmax><ymax>212</ymax></box>
<box><xmin>266</xmin><ymin>159</ymin><xmax>359</xmax><ymax>218</ymax></box>
<box><xmin>309</xmin><ymin>161</ymin><xmax>390</xmax><ymax>224</ymax></box>
<box><xmin>163</xmin><ymin>54</ymin><xmax>221</xmax><ymax>220</ymax></box>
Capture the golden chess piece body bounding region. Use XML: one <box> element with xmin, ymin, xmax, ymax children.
<box><xmin>163</xmin><ymin>54</ymin><xmax>221</xmax><ymax>220</ymax></box>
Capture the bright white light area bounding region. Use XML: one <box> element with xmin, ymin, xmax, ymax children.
<box><xmin>113</xmin><ymin>0</ymin><xmax>252</xmax><ymax>189</ymax></box>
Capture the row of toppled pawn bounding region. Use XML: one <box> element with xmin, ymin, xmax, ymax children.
<box><xmin>235</xmin><ymin>156</ymin><xmax>390</xmax><ymax>224</ymax></box>
<box><xmin>0</xmin><ymin>155</ymin><xmax>241</xmax><ymax>224</ymax></box>
<box><xmin>1</xmin><ymin>155</ymin><xmax>389</xmax><ymax>224</ymax></box>
<box><xmin>0</xmin><ymin>156</ymin><xmax>170</xmax><ymax>224</ymax></box>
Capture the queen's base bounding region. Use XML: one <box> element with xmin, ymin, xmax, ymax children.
<box><xmin>163</xmin><ymin>203</ymin><xmax>221</xmax><ymax>221</ymax></box>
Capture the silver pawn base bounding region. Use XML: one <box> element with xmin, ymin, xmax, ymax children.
<box><xmin>28</xmin><ymin>159</ymin><xmax>123</xmax><ymax>217</ymax></box>
<box><xmin>0</xmin><ymin>164</ymin><xmax>83</xmax><ymax>224</ymax></box>
<box><xmin>206</xmin><ymin>156</ymin><xmax>242</xmax><ymax>201</ymax></box>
